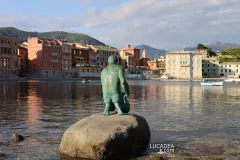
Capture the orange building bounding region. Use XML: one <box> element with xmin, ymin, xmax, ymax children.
<box><xmin>196</xmin><ymin>49</ymin><xmax>208</xmax><ymax>58</ymax></box>
<box><xmin>0</xmin><ymin>36</ymin><xmax>18</xmax><ymax>77</ymax></box>
<box><xmin>87</xmin><ymin>45</ymin><xmax>120</xmax><ymax>69</ymax></box>
<box><xmin>120</xmin><ymin>44</ymin><xmax>140</xmax><ymax>70</ymax></box>
<box><xmin>28</xmin><ymin>37</ymin><xmax>73</xmax><ymax>78</ymax></box>
<box><xmin>147</xmin><ymin>58</ymin><xmax>166</xmax><ymax>74</ymax></box>
<box><xmin>72</xmin><ymin>43</ymin><xmax>89</xmax><ymax>66</ymax></box>
<box><xmin>18</xmin><ymin>42</ymin><xmax>28</xmax><ymax>74</ymax></box>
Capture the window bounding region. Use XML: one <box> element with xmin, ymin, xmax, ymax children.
<box><xmin>229</xmin><ymin>69</ymin><xmax>231</xmax><ymax>72</ymax></box>
<box><xmin>208</xmin><ymin>64</ymin><xmax>209</xmax><ymax>67</ymax></box>
<box><xmin>237</xmin><ymin>65</ymin><xmax>238</xmax><ymax>67</ymax></box>
<box><xmin>213</xmin><ymin>64</ymin><xmax>215</xmax><ymax>67</ymax></box>
<box><xmin>221</xmin><ymin>69</ymin><xmax>223</xmax><ymax>72</ymax></box>
<box><xmin>229</xmin><ymin>65</ymin><xmax>231</xmax><ymax>67</ymax></box>
<box><xmin>225</xmin><ymin>69</ymin><xmax>227</xmax><ymax>72</ymax></box>
<box><xmin>213</xmin><ymin>69</ymin><xmax>215</xmax><ymax>72</ymax></box>
<box><xmin>53</xmin><ymin>71</ymin><xmax>55</xmax><ymax>74</ymax></box>
<box><xmin>236</xmin><ymin>69</ymin><xmax>238</xmax><ymax>72</ymax></box>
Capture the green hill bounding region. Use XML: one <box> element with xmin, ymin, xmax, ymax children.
<box><xmin>0</xmin><ymin>27</ymin><xmax>106</xmax><ymax>46</ymax></box>
<box><xmin>219</xmin><ymin>48</ymin><xmax>240</xmax><ymax>62</ymax></box>
<box><xmin>221</xmin><ymin>48</ymin><xmax>240</xmax><ymax>56</ymax></box>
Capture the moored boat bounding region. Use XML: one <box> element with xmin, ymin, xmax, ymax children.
<box><xmin>224</xmin><ymin>78</ymin><xmax>240</xmax><ymax>82</ymax></box>
<box><xmin>200</xmin><ymin>81</ymin><xmax>224</xmax><ymax>86</ymax></box>
<box><xmin>82</xmin><ymin>79</ymin><xmax>91</xmax><ymax>83</ymax></box>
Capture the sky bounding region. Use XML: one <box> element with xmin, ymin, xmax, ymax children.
<box><xmin>0</xmin><ymin>0</ymin><xmax>240</xmax><ymax>50</ymax></box>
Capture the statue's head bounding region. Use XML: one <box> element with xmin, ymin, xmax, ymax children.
<box><xmin>108</xmin><ymin>55</ymin><xmax>118</xmax><ymax>64</ymax></box>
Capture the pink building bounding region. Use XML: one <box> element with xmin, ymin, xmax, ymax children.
<box><xmin>0</xmin><ymin>36</ymin><xmax>18</xmax><ymax>77</ymax></box>
<box><xmin>122</xmin><ymin>44</ymin><xmax>140</xmax><ymax>69</ymax></box>
<box><xmin>28</xmin><ymin>37</ymin><xmax>73</xmax><ymax>78</ymax></box>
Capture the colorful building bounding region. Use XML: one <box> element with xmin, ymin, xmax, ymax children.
<box><xmin>0</xmin><ymin>36</ymin><xmax>18</xmax><ymax>77</ymax></box>
<box><xmin>119</xmin><ymin>50</ymin><xmax>134</xmax><ymax>70</ymax></box>
<box><xmin>72</xmin><ymin>43</ymin><xmax>89</xmax><ymax>66</ymax></box>
<box><xmin>87</xmin><ymin>45</ymin><xmax>120</xmax><ymax>69</ymax></box>
<box><xmin>196</xmin><ymin>49</ymin><xmax>209</xmax><ymax>58</ymax></box>
<box><xmin>18</xmin><ymin>42</ymin><xmax>28</xmax><ymax>74</ymax></box>
<box><xmin>202</xmin><ymin>58</ymin><xmax>219</xmax><ymax>78</ymax></box>
<box><xmin>219</xmin><ymin>62</ymin><xmax>240</xmax><ymax>77</ymax></box>
<box><xmin>166</xmin><ymin>50</ymin><xmax>202</xmax><ymax>79</ymax></box>
<box><xmin>28</xmin><ymin>37</ymin><xmax>74</xmax><ymax>78</ymax></box>
<box><xmin>61</xmin><ymin>42</ymin><xmax>72</xmax><ymax>73</ymax></box>
<box><xmin>121</xmin><ymin>44</ymin><xmax>140</xmax><ymax>69</ymax></box>
<box><xmin>140</xmin><ymin>49</ymin><xmax>150</xmax><ymax>69</ymax></box>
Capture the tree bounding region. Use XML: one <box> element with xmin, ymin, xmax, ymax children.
<box><xmin>197</xmin><ymin>43</ymin><xmax>208</xmax><ymax>50</ymax></box>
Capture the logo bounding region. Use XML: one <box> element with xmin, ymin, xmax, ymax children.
<box><xmin>149</xmin><ymin>143</ymin><xmax>175</xmax><ymax>158</ymax></box>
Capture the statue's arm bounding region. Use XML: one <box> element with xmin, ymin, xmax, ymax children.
<box><xmin>119</xmin><ymin>66</ymin><xmax>130</xmax><ymax>97</ymax></box>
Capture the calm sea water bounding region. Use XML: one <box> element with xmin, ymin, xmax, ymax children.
<box><xmin>0</xmin><ymin>80</ymin><xmax>239</xmax><ymax>159</ymax></box>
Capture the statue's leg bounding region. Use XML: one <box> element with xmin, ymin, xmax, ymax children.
<box><xmin>114</xmin><ymin>103</ymin><xmax>123</xmax><ymax>115</ymax></box>
<box><xmin>103</xmin><ymin>103</ymin><xmax>110</xmax><ymax>116</ymax></box>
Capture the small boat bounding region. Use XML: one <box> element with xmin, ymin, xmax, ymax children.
<box><xmin>200</xmin><ymin>80</ymin><xmax>224</xmax><ymax>86</ymax></box>
<box><xmin>82</xmin><ymin>79</ymin><xmax>91</xmax><ymax>83</ymax></box>
<box><xmin>224</xmin><ymin>78</ymin><xmax>240</xmax><ymax>82</ymax></box>
<box><xmin>160</xmin><ymin>73</ymin><xmax>173</xmax><ymax>80</ymax></box>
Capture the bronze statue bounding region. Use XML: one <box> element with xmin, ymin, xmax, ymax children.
<box><xmin>101</xmin><ymin>55</ymin><xmax>130</xmax><ymax>116</ymax></box>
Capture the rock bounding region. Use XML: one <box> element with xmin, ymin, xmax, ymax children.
<box><xmin>151</xmin><ymin>156</ymin><xmax>165</xmax><ymax>160</ymax></box>
<box><xmin>59</xmin><ymin>113</ymin><xmax>150</xmax><ymax>160</ymax></box>
<box><xmin>0</xmin><ymin>152</ymin><xmax>5</xmax><ymax>157</ymax></box>
<box><xmin>12</xmin><ymin>134</ymin><xmax>24</xmax><ymax>142</ymax></box>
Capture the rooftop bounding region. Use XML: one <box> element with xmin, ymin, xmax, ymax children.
<box><xmin>73</xmin><ymin>43</ymin><xmax>89</xmax><ymax>49</ymax></box>
<box><xmin>202</xmin><ymin>57</ymin><xmax>219</xmax><ymax>61</ymax></box>
<box><xmin>93</xmin><ymin>45</ymin><xmax>119</xmax><ymax>52</ymax></box>
<box><xmin>220</xmin><ymin>62</ymin><xmax>240</xmax><ymax>64</ymax></box>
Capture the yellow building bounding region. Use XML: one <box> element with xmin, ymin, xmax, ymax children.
<box><xmin>119</xmin><ymin>50</ymin><xmax>134</xmax><ymax>70</ymax></box>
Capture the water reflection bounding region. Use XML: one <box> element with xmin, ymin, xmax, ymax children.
<box><xmin>27</xmin><ymin>84</ymin><xmax>42</xmax><ymax>124</ymax></box>
<box><xmin>0</xmin><ymin>80</ymin><xmax>239</xmax><ymax>159</ymax></box>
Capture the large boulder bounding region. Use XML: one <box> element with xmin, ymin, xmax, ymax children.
<box><xmin>59</xmin><ymin>113</ymin><xmax>150</xmax><ymax>160</ymax></box>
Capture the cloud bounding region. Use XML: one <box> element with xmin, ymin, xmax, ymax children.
<box><xmin>79</xmin><ymin>0</ymin><xmax>118</xmax><ymax>5</ymax></box>
<box><xmin>0</xmin><ymin>0</ymin><xmax>240</xmax><ymax>50</ymax></box>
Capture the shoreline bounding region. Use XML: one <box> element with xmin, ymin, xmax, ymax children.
<box><xmin>0</xmin><ymin>77</ymin><xmax>230</xmax><ymax>82</ymax></box>
<box><xmin>149</xmin><ymin>77</ymin><xmax>226</xmax><ymax>81</ymax></box>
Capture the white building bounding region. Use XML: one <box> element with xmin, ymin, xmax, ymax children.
<box><xmin>166</xmin><ymin>50</ymin><xmax>202</xmax><ymax>79</ymax></box>
<box><xmin>219</xmin><ymin>62</ymin><xmax>240</xmax><ymax>77</ymax></box>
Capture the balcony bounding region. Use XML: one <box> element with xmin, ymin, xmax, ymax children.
<box><xmin>52</xmin><ymin>53</ymin><xmax>58</xmax><ymax>56</ymax></box>
<box><xmin>63</xmin><ymin>50</ymin><xmax>71</xmax><ymax>54</ymax></box>
<box><xmin>63</xmin><ymin>56</ymin><xmax>71</xmax><ymax>60</ymax></box>
<box><xmin>74</xmin><ymin>56</ymin><xmax>84</xmax><ymax>60</ymax></box>
<box><xmin>51</xmin><ymin>60</ymin><xmax>58</xmax><ymax>63</ymax></box>
<box><xmin>62</xmin><ymin>63</ymin><xmax>71</xmax><ymax>67</ymax></box>
<box><xmin>180</xmin><ymin>64</ymin><xmax>190</xmax><ymax>67</ymax></box>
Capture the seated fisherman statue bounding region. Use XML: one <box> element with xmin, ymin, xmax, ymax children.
<box><xmin>101</xmin><ymin>55</ymin><xmax>130</xmax><ymax>116</ymax></box>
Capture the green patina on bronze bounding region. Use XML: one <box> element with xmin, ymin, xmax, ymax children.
<box><xmin>101</xmin><ymin>55</ymin><xmax>130</xmax><ymax>116</ymax></box>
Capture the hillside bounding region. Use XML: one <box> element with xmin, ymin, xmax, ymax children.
<box><xmin>0</xmin><ymin>27</ymin><xmax>106</xmax><ymax>46</ymax></box>
<box><xmin>185</xmin><ymin>41</ymin><xmax>240</xmax><ymax>51</ymax></box>
<box><xmin>135</xmin><ymin>44</ymin><xmax>167</xmax><ymax>58</ymax></box>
